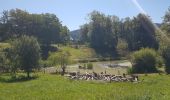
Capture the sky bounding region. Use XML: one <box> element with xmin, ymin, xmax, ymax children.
<box><xmin>0</xmin><ymin>0</ymin><xmax>169</xmax><ymax>31</ymax></box>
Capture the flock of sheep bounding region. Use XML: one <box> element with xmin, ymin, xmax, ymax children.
<box><xmin>67</xmin><ymin>72</ymin><xmax>139</xmax><ymax>82</ymax></box>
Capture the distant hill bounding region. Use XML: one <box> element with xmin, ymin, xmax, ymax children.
<box><xmin>69</xmin><ymin>29</ymin><xmax>81</xmax><ymax>41</ymax></box>
<box><xmin>155</xmin><ymin>23</ymin><xmax>162</xmax><ymax>27</ymax></box>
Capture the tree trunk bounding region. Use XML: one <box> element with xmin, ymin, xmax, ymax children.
<box><xmin>61</xmin><ymin>66</ymin><xmax>65</xmax><ymax>76</ymax></box>
<box><xmin>27</xmin><ymin>71</ymin><xmax>30</xmax><ymax>78</ymax></box>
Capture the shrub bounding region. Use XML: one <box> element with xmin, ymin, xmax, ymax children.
<box><xmin>127</xmin><ymin>67</ymin><xmax>133</xmax><ymax>74</ymax></box>
<box><xmin>86</xmin><ymin>63</ymin><xmax>93</xmax><ymax>69</ymax></box>
<box><xmin>47</xmin><ymin>51</ymin><xmax>72</xmax><ymax>67</ymax></box>
<box><xmin>131</xmin><ymin>48</ymin><xmax>161</xmax><ymax>73</ymax></box>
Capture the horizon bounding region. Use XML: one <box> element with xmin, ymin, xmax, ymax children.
<box><xmin>0</xmin><ymin>0</ymin><xmax>169</xmax><ymax>31</ymax></box>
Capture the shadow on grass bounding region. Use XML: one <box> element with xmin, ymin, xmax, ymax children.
<box><xmin>0</xmin><ymin>74</ymin><xmax>39</xmax><ymax>83</ymax></box>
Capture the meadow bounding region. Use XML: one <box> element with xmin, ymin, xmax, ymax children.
<box><xmin>0</xmin><ymin>73</ymin><xmax>170</xmax><ymax>100</ymax></box>
<box><xmin>53</xmin><ymin>45</ymin><xmax>97</xmax><ymax>60</ymax></box>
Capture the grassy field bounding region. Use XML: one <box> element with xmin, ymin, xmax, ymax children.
<box><xmin>58</xmin><ymin>46</ymin><xmax>97</xmax><ymax>60</ymax></box>
<box><xmin>0</xmin><ymin>43</ymin><xmax>10</xmax><ymax>51</ymax></box>
<box><xmin>0</xmin><ymin>73</ymin><xmax>170</xmax><ymax>100</ymax></box>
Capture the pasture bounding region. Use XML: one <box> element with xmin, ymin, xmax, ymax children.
<box><xmin>52</xmin><ymin>45</ymin><xmax>97</xmax><ymax>60</ymax></box>
<box><xmin>0</xmin><ymin>73</ymin><xmax>170</xmax><ymax>100</ymax></box>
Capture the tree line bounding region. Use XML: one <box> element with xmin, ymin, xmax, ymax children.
<box><xmin>80</xmin><ymin>11</ymin><xmax>159</xmax><ymax>56</ymax></box>
<box><xmin>0</xmin><ymin>9</ymin><xmax>69</xmax><ymax>44</ymax></box>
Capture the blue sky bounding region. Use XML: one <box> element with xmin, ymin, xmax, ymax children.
<box><xmin>0</xmin><ymin>0</ymin><xmax>169</xmax><ymax>31</ymax></box>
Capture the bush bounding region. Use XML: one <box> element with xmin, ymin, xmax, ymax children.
<box><xmin>127</xmin><ymin>67</ymin><xmax>133</xmax><ymax>74</ymax></box>
<box><xmin>86</xmin><ymin>63</ymin><xmax>93</xmax><ymax>69</ymax></box>
<box><xmin>131</xmin><ymin>48</ymin><xmax>161</xmax><ymax>73</ymax></box>
<box><xmin>47</xmin><ymin>51</ymin><xmax>72</xmax><ymax>67</ymax></box>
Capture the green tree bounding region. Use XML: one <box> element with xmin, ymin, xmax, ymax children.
<box><xmin>161</xmin><ymin>7</ymin><xmax>170</xmax><ymax>35</ymax></box>
<box><xmin>116</xmin><ymin>39</ymin><xmax>129</xmax><ymax>57</ymax></box>
<box><xmin>47</xmin><ymin>51</ymin><xmax>71</xmax><ymax>75</ymax></box>
<box><xmin>121</xmin><ymin>14</ymin><xmax>158</xmax><ymax>51</ymax></box>
<box><xmin>12</xmin><ymin>35</ymin><xmax>41</xmax><ymax>78</ymax></box>
<box><xmin>161</xmin><ymin>42</ymin><xmax>170</xmax><ymax>74</ymax></box>
<box><xmin>0</xmin><ymin>9</ymin><xmax>70</xmax><ymax>59</ymax></box>
<box><xmin>80</xmin><ymin>24</ymin><xmax>89</xmax><ymax>43</ymax></box>
<box><xmin>0</xmin><ymin>9</ymin><xmax>69</xmax><ymax>45</ymax></box>
<box><xmin>88</xmin><ymin>11</ymin><xmax>118</xmax><ymax>54</ymax></box>
<box><xmin>159</xmin><ymin>7</ymin><xmax>170</xmax><ymax>74</ymax></box>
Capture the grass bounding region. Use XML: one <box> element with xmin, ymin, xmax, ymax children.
<box><xmin>59</xmin><ymin>46</ymin><xmax>97</xmax><ymax>60</ymax></box>
<box><xmin>0</xmin><ymin>43</ymin><xmax>10</xmax><ymax>51</ymax></box>
<box><xmin>0</xmin><ymin>73</ymin><xmax>170</xmax><ymax>100</ymax></box>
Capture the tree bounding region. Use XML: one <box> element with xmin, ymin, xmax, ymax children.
<box><xmin>116</xmin><ymin>39</ymin><xmax>129</xmax><ymax>57</ymax></box>
<box><xmin>87</xmin><ymin>11</ymin><xmax>118</xmax><ymax>55</ymax></box>
<box><xmin>0</xmin><ymin>9</ymin><xmax>70</xmax><ymax>59</ymax></box>
<box><xmin>161</xmin><ymin>42</ymin><xmax>170</xmax><ymax>74</ymax></box>
<box><xmin>11</xmin><ymin>35</ymin><xmax>41</xmax><ymax>78</ymax></box>
<box><xmin>80</xmin><ymin>24</ymin><xmax>89</xmax><ymax>43</ymax></box>
<box><xmin>121</xmin><ymin>14</ymin><xmax>158</xmax><ymax>51</ymax></box>
<box><xmin>163</xmin><ymin>7</ymin><xmax>170</xmax><ymax>24</ymax></box>
<box><xmin>0</xmin><ymin>9</ymin><xmax>69</xmax><ymax>45</ymax></box>
<box><xmin>47</xmin><ymin>51</ymin><xmax>71</xmax><ymax>75</ymax></box>
<box><xmin>159</xmin><ymin>7</ymin><xmax>170</xmax><ymax>74</ymax></box>
<box><xmin>131</xmin><ymin>48</ymin><xmax>161</xmax><ymax>73</ymax></box>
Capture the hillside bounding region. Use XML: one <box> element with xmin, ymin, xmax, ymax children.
<box><xmin>69</xmin><ymin>29</ymin><xmax>81</xmax><ymax>41</ymax></box>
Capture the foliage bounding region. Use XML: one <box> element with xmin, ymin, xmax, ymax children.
<box><xmin>0</xmin><ymin>52</ymin><xmax>10</xmax><ymax>73</ymax></box>
<box><xmin>159</xmin><ymin>7</ymin><xmax>170</xmax><ymax>74</ymax></box>
<box><xmin>86</xmin><ymin>63</ymin><xmax>93</xmax><ymax>69</ymax></box>
<box><xmin>88</xmin><ymin>11</ymin><xmax>118</xmax><ymax>54</ymax></box>
<box><xmin>80</xmin><ymin>11</ymin><xmax>119</xmax><ymax>55</ymax></box>
<box><xmin>116</xmin><ymin>39</ymin><xmax>129</xmax><ymax>57</ymax></box>
<box><xmin>39</xmin><ymin>60</ymin><xmax>48</xmax><ymax>68</ymax></box>
<box><xmin>121</xmin><ymin>14</ymin><xmax>159</xmax><ymax>51</ymax></box>
<box><xmin>161</xmin><ymin>7</ymin><xmax>170</xmax><ymax>34</ymax></box>
<box><xmin>40</xmin><ymin>45</ymin><xmax>58</xmax><ymax>59</ymax></box>
<box><xmin>127</xmin><ymin>67</ymin><xmax>133</xmax><ymax>74</ymax></box>
<box><xmin>80</xmin><ymin>24</ymin><xmax>90</xmax><ymax>43</ymax></box>
<box><xmin>161</xmin><ymin>42</ymin><xmax>170</xmax><ymax>74</ymax></box>
<box><xmin>0</xmin><ymin>9</ymin><xmax>69</xmax><ymax>44</ymax></box>
<box><xmin>47</xmin><ymin>50</ymin><xmax>71</xmax><ymax>75</ymax></box>
<box><xmin>11</xmin><ymin>35</ymin><xmax>41</xmax><ymax>77</ymax></box>
<box><xmin>131</xmin><ymin>48</ymin><xmax>162</xmax><ymax>73</ymax></box>
<box><xmin>80</xmin><ymin>11</ymin><xmax>159</xmax><ymax>56</ymax></box>
<box><xmin>47</xmin><ymin>51</ymin><xmax>71</xmax><ymax>67</ymax></box>
<box><xmin>79</xmin><ymin>63</ymin><xmax>93</xmax><ymax>69</ymax></box>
